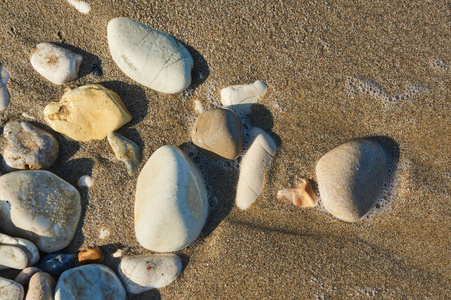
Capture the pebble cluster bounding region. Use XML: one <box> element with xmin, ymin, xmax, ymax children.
<box><xmin>0</xmin><ymin>14</ymin><xmax>400</xmax><ymax>298</ymax></box>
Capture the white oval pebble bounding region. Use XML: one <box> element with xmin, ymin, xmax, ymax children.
<box><xmin>135</xmin><ymin>145</ymin><xmax>208</xmax><ymax>252</ymax></box>
<box><xmin>67</xmin><ymin>0</ymin><xmax>91</xmax><ymax>14</ymax></box>
<box><xmin>108</xmin><ymin>18</ymin><xmax>194</xmax><ymax>94</ymax></box>
<box><xmin>0</xmin><ymin>245</ymin><xmax>28</xmax><ymax>270</ymax></box>
<box><xmin>221</xmin><ymin>80</ymin><xmax>267</xmax><ymax>114</ymax></box>
<box><xmin>118</xmin><ymin>254</ymin><xmax>182</xmax><ymax>294</ymax></box>
<box><xmin>0</xmin><ymin>233</ymin><xmax>40</xmax><ymax>267</ymax></box>
<box><xmin>78</xmin><ymin>175</ymin><xmax>94</xmax><ymax>188</ymax></box>
<box><xmin>236</xmin><ymin>127</ymin><xmax>277</xmax><ymax>210</ymax></box>
<box><xmin>30</xmin><ymin>43</ymin><xmax>83</xmax><ymax>85</ymax></box>
<box><xmin>0</xmin><ymin>277</ymin><xmax>24</xmax><ymax>300</ymax></box>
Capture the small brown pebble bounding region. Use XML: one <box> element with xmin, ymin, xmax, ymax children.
<box><xmin>276</xmin><ymin>178</ymin><xmax>318</xmax><ymax>208</ymax></box>
<box><xmin>78</xmin><ymin>247</ymin><xmax>104</xmax><ymax>265</ymax></box>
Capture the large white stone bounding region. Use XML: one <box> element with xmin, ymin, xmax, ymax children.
<box><xmin>30</xmin><ymin>43</ymin><xmax>83</xmax><ymax>85</ymax></box>
<box><xmin>0</xmin><ymin>170</ymin><xmax>81</xmax><ymax>252</ymax></box>
<box><xmin>135</xmin><ymin>145</ymin><xmax>208</xmax><ymax>252</ymax></box>
<box><xmin>236</xmin><ymin>127</ymin><xmax>277</xmax><ymax>210</ymax></box>
<box><xmin>55</xmin><ymin>265</ymin><xmax>126</xmax><ymax>300</ymax></box>
<box><xmin>221</xmin><ymin>80</ymin><xmax>267</xmax><ymax>114</ymax></box>
<box><xmin>0</xmin><ymin>233</ymin><xmax>40</xmax><ymax>267</ymax></box>
<box><xmin>0</xmin><ymin>277</ymin><xmax>24</xmax><ymax>300</ymax></box>
<box><xmin>118</xmin><ymin>254</ymin><xmax>182</xmax><ymax>294</ymax></box>
<box><xmin>315</xmin><ymin>139</ymin><xmax>387</xmax><ymax>222</ymax></box>
<box><xmin>107</xmin><ymin>18</ymin><xmax>194</xmax><ymax>94</ymax></box>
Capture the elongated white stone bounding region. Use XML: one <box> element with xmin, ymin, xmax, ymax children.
<box><xmin>118</xmin><ymin>254</ymin><xmax>182</xmax><ymax>294</ymax></box>
<box><xmin>0</xmin><ymin>65</ymin><xmax>10</xmax><ymax>110</ymax></box>
<box><xmin>108</xmin><ymin>18</ymin><xmax>194</xmax><ymax>94</ymax></box>
<box><xmin>236</xmin><ymin>127</ymin><xmax>277</xmax><ymax>210</ymax></box>
<box><xmin>0</xmin><ymin>233</ymin><xmax>40</xmax><ymax>267</ymax></box>
<box><xmin>221</xmin><ymin>81</ymin><xmax>267</xmax><ymax>114</ymax></box>
<box><xmin>135</xmin><ymin>145</ymin><xmax>208</xmax><ymax>252</ymax></box>
<box><xmin>30</xmin><ymin>43</ymin><xmax>83</xmax><ymax>85</ymax></box>
<box><xmin>0</xmin><ymin>245</ymin><xmax>28</xmax><ymax>270</ymax></box>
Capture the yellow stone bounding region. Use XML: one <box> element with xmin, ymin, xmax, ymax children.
<box><xmin>44</xmin><ymin>84</ymin><xmax>132</xmax><ymax>141</ymax></box>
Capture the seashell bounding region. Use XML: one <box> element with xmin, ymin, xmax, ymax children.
<box><xmin>0</xmin><ymin>64</ymin><xmax>10</xmax><ymax>110</ymax></box>
<box><xmin>78</xmin><ymin>247</ymin><xmax>104</xmax><ymax>265</ymax></box>
<box><xmin>221</xmin><ymin>80</ymin><xmax>267</xmax><ymax>114</ymax></box>
<box><xmin>0</xmin><ymin>245</ymin><xmax>28</xmax><ymax>270</ymax></box>
<box><xmin>276</xmin><ymin>179</ymin><xmax>318</xmax><ymax>208</ymax></box>
<box><xmin>118</xmin><ymin>254</ymin><xmax>182</xmax><ymax>294</ymax></box>
<box><xmin>14</xmin><ymin>267</ymin><xmax>41</xmax><ymax>286</ymax></box>
<box><xmin>0</xmin><ymin>233</ymin><xmax>40</xmax><ymax>267</ymax></box>
<box><xmin>107</xmin><ymin>132</ymin><xmax>140</xmax><ymax>175</ymax></box>
<box><xmin>78</xmin><ymin>175</ymin><xmax>94</xmax><ymax>188</ymax></box>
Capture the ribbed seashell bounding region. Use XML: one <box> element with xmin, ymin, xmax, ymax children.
<box><xmin>276</xmin><ymin>179</ymin><xmax>318</xmax><ymax>208</ymax></box>
<box><xmin>118</xmin><ymin>254</ymin><xmax>182</xmax><ymax>294</ymax></box>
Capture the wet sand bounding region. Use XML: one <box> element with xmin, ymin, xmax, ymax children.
<box><xmin>0</xmin><ymin>0</ymin><xmax>450</xmax><ymax>298</ymax></box>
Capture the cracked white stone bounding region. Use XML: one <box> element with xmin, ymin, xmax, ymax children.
<box><xmin>236</xmin><ymin>127</ymin><xmax>277</xmax><ymax>210</ymax></box>
<box><xmin>107</xmin><ymin>18</ymin><xmax>194</xmax><ymax>94</ymax></box>
<box><xmin>30</xmin><ymin>43</ymin><xmax>83</xmax><ymax>85</ymax></box>
<box><xmin>221</xmin><ymin>80</ymin><xmax>267</xmax><ymax>114</ymax></box>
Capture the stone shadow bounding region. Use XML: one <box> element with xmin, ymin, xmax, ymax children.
<box><xmin>100</xmin><ymin>81</ymin><xmax>149</xmax><ymax>126</ymax></box>
<box><xmin>178</xmin><ymin>41</ymin><xmax>210</xmax><ymax>93</ymax></box>
<box><xmin>53</xmin><ymin>43</ymin><xmax>103</xmax><ymax>79</ymax></box>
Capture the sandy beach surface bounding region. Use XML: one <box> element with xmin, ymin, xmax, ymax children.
<box><xmin>0</xmin><ymin>0</ymin><xmax>450</xmax><ymax>299</ymax></box>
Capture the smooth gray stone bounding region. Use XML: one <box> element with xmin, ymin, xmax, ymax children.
<box><xmin>3</xmin><ymin>120</ymin><xmax>59</xmax><ymax>170</ymax></box>
<box><xmin>55</xmin><ymin>265</ymin><xmax>126</xmax><ymax>300</ymax></box>
<box><xmin>0</xmin><ymin>277</ymin><xmax>24</xmax><ymax>300</ymax></box>
<box><xmin>315</xmin><ymin>139</ymin><xmax>387</xmax><ymax>222</ymax></box>
<box><xmin>0</xmin><ymin>170</ymin><xmax>81</xmax><ymax>252</ymax></box>
<box><xmin>108</xmin><ymin>18</ymin><xmax>194</xmax><ymax>94</ymax></box>
<box><xmin>135</xmin><ymin>145</ymin><xmax>208</xmax><ymax>252</ymax></box>
<box><xmin>25</xmin><ymin>272</ymin><xmax>55</xmax><ymax>300</ymax></box>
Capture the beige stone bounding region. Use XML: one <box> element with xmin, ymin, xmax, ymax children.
<box><xmin>191</xmin><ymin>108</ymin><xmax>243</xmax><ymax>160</ymax></box>
<box><xmin>43</xmin><ymin>84</ymin><xmax>132</xmax><ymax>141</ymax></box>
<box><xmin>276</xmin><ymin>179</ymin><xmax>318</xmax><ymax>208</ymax></box>
<box><xmin>25</xmin><ymin>272</ymin><xmax>56</xmax><ymax>300</ymax></box>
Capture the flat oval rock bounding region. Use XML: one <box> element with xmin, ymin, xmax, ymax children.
<box><xmin>0</xmin><ymin>245</ymin><xmax>28</xmax><ymax>270</ymax></box>
<box><xmin>30</xmin><ymin>43</ymin><xmax>83</xmax><ymax>85</ymax></box>
<box><xmin>25</xmin><ymin>272</ymin><xmax>55</xmax><ymax>300</ymax></box>
<box><xmin>191</xmin><ymin>108</ymin><xmax>243</xmax><ymax>160</ymax></box>
<box><xmin>118</xmin><ymin>254</ymin><xmax>182</xmax><ymax>294</ymax></box>
<box><xmin>55</xmin><ymin>264</ymin><xmax>126</xmax><ymax>300</ymax></box>
<box><xmin>0</xmin><ymin>170</ymin><xmax>81</xmax><ymax>252</ymax></box>
<box><xmin>108</xmin><ymin>17</ymin><xmax>194</xmax><ymax>94</ymax></box>
<box><xmin>236</xmin><ymin>127</ymin><xmax>277</xmax><ymax>210</ymax></box>
<box><xmin>221</xmin><ymin>80</ymin><xmax>267</xmax><ymax>114</ymax></box>
<box><xmin>43</xmin><ymin>84</ymin><xmax>132</xmax><ymax>141</ymax></box>
<box><xmin>315</xmin><ymin>139</ymin><xmax>387</xmax><ymax>222</ymax></box>
<box><xmin>0</xmin><ymin>277</ymin><xmax>24</xmax><ymax>300</ymax></box>
<box><xmin>3</xmin><ymin>120</ymin><xmax>59</xmax><ymax>170</ymax></box>
<box><xmin>135</xmin><ymin>145</ymin><xmax>208</xmax><ymax>252</ymax></box>
<box><xmin>0</xmin><ymin>233</ymin><xmax>40</xmax><ymax>267</ymax></box>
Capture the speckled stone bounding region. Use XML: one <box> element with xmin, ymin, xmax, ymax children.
<box><xmin>55</xmin><ymin>265</ymin><xmax>126</xmax><ymax>300</ymax></box>
<box><xmin>30</xmin><ymin>43</ymin><xmax>83</xmax><ymax>85</ymax></box>
<box><xmin>43</xmin><ymin>84</ymin><xmax>132</xmax><ymax>141</ymax></box>
<box><xmin>315</xmin><ymin>139</ymin><xmax>387</xmax><ymax>222</ymax></box>
<box><xmin>0</xmin><ymin>170</ymin><xmax>81</xmax><ymax>252</ymax></box>
<box><xmin>0</xmin><ymin>277</ymin><xmax>24</xmax><ymax>300</ymax></box>
<box><xmin>2</xmin><ymin>121</ymin><xmax>59</xmax><ymax>170</ymax></box>
<box><xmin>108</xmin><ymin>18</ymin><xmax>194</xmax><ymax>94</ymax></box>
<box><xmin>135</xmin><ymin>145</ymin><xmax>208</xmax><ymax>252</ymax></box>
<box><xmin>191</xmin><ymin>108</ymin><xmax>243</xmax><ymax>160</ymax></box>
<box><xmin>25</xmin><ymin>272</ymin><xmax>56</xmax><ymax>300</ymax></box>
<box><xmin>118</xmin><ymin>254</ymin><xmax>182</xmax><ymax>294</ymax></box>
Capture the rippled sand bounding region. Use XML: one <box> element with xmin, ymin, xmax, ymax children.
<box><xmin>0</xmin><ymin>1</ymin><xmax>449</xmax><ymax>298</ymax></box>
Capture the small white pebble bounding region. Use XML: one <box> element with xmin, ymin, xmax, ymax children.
<box><xmin>112</xmin><ymin>248</ymin><xmax>126</xmax><ymax>258</ymax></box>
<box><xmin>21</xmin><ymin>112</ymin><xmax>36</xmax><ymax>120</ymax></box>
<box><xmin>78</xmin><ymin>175</ymin><xmax>94</xmax><ymax>188</ymax></box>
<box><xmin>99</xmin><ymin>228</ymin><xmax>110</xmax><ymax>239</ymax></box>
<box><xmin>194</xmin><ymin>99</ymin><xmax>204</xmax><ymax>114</ymax></box>
<box><xmin>67</xmin><ymin>0</ymin><xmax>91</xmax><ymax>14</ymax></box>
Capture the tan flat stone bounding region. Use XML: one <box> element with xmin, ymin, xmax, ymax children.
<box><xmin>44</xmin><ymin>84</ymin><xmax>132</xmax><ymax>141</ymax></box>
